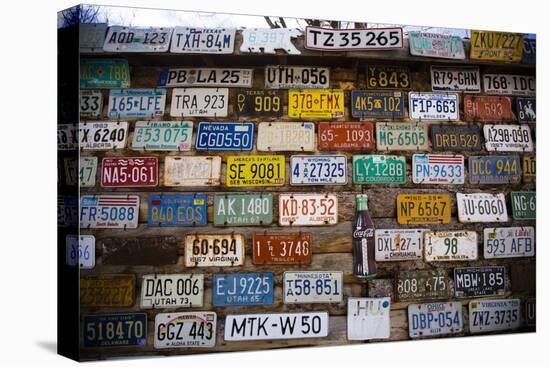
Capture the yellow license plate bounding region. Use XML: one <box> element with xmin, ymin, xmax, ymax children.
<box><xmin>470</xmin><ymin>30</ymin><xmax>523</xmax><ymax>62</ymax></box>
<box><xmin>523</xmin><ymin>156</ymin><xmax>535</xmax><ymax>183</ymax></box>
<box><xmin>80</xmin><ymin>274</ymin><xmax>135</xmax><ymax>307</ymax></box>
<box><xmin>288</xmin><ymin>89</ymin><xmax>344</xmax><ymax>118</ymax></box>
<box><xmin>397</xmin><ymin>194</ymin><xmax>451</xmax><ymax>224</ymax></box>
<box><xmin>226</xmin><ymin>155</ymin><xmax>285</xmax><ymax>187</ymax></box>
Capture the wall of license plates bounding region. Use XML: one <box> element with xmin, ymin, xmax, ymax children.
<box><xmin>60</xmin><ymin>18</ymin><xmax>536</xmax><ymax>360</ymax></box>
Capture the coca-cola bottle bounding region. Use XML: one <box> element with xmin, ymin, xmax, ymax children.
<box><xmin>352</xmin><ymin>194</ymin><xmax>377</xmax><ymax>279</ymax></box>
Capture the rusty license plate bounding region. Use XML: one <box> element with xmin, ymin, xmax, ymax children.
<box><xmin>463</xmin><ymin>95</ymin><xmax>514</xmax><ymax>122</ymax></box>
<box><xmin>396</xmin><ymin>269</ymin><xmax>451</xmax><ymax>301</ymax></box>
<box><xmin>318</xmin><ymin>122</ymin><xmax>374</xmax><ymax>151</ymax></box>
<box><xmin>80</xmin><ymin>274</ymin><xmax>136</xmax><ymax>307</ymax></box>
<box><xmin>252</xmin><ymin>232</ymin><xmax>312</xmax><ymax>265</ymax></box>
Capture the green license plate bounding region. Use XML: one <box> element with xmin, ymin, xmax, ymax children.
<box><xmin>352</xmin><ymin>155</ymin><xmax>407</xmax><ymax>184</ymax></box>
<box><xmin>214</xmin><ymin>193</ymin><xmax>273</xmax><ymax>226</ymax></box>
<box><xmin>510</xmin><ymin>191</ymin><xmax>536</xmax><ymax>220</ymax></box>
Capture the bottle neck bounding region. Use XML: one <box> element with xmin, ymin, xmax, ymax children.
<box><xmin>356</xmin><ymin>197</ymin><xmax>369</xmax><ymax>211</ymax></box>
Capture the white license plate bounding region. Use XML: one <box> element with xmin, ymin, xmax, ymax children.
<box><xmin>265</xmin><ymin>65</ymin><xmax>330</xmax><ymax>89</ymax></box>
<box><xmin>305</xmin><ymin>26</ymin><xmax>403</xmax><ymax>50</ymax></box>
<box><xmin>224</xmin><ymin>312</ymin><xmax>329</xmax><ymax>341</ymax></box>
<box><xmin>170</xmin><ymin>88</ymin><xmax>228</xmax><ymax>117</ymax></box>
<box><xmin>257</xmin><ymin>122</ymin><xmax>315</xmax><ymax>151</ymax></box>
<box><xmin>483</xmin><ymin>74</ymin><xmax>535</xmax><ymax>96</ymax></box>
<box><xmin>80</xmin><ymin>90</ymin><xmax>103</xmax><ymax>118</ymax></box>
<box><xmin>424</xmin><ymin>231</ymin><xmax>478</xmax><ymax>261</ymax></box>
<box><xmin>79</xmin><ymin>121</ymin><xmax>128</xmax><ymax>150</ymax></box>
<box><xmin>408</xmin><ymin>302</ymin><xmax>463</xmax><ymax>338</ymax></box>
<box><xmin>170</xmin><ymin>27</ymin><xmax>236</xmax><ymax>53</ymax></box>
<box><xmin>375</xmin><ymin>122</ymin><xmax>429</xmax><ymax>151</ymax></box>
<box><xmin>412</xmin><ymin>154</ymin><xmax>464</xmax><ymax>184</ymax></box>
<box><xmin>290</xmin><ymin>155</ymin><xmax>347</xmax><ymax>185</ymax></box>
<box><xmin>107</xmin><ymin>89</ymin><xmax>166</xmax><ymax>119</ymax></box>
<box><xmin>141</xmin><ymin>274</ymin><xmax>204</xmax><ymax>309</ymax></box>
<box><xmin>159</xmin><ymin>68</ymin><xmax>253</xmax><ymax>87</ymax></box>
<box><xmin>79</xmin><ymin>157</ymin><xmax>97</xmax><ymax>187</ymax></box>
<box><xmin>408</xmin><ymin>92</ymin><xmax>459</xmax><ymax>120</ymax></box>
<box><xmin>430</xmin><ymin>66</ymin><xmax>481</xmax><ymax>92</ymax></box>
<box><xmin>483</xmin><ymin>124</ymin><xmax>534</xmax><ymax>152</ymax></box>
<box><xmin>469</xmin><ymin>299</ymin><xmax>520</xmax><ymax>333</ymax></box>
<box><xmin>79</xmin><ymin>23</ymin><xmax>107</xmax><ymax>52</ymax></box>
<box><xmin>457</xmin><ymin>193</ymin><xmax>508</xmax><ymax>223</ymax></box>
<box><xmin>240</xmin><ymin>28</ymin><xmax>301</xmax><ymax>55</ymax></box>
<box><xmin>103</xmin><ymin>26</ymin><xmax>172</xmax><ymax>52</ymax></box>
<box><xmin>131</xmin><ymin>121</ymin><xmax>193</xmax><ymax>151</ymax></box>
<box><xmin>164</xmin><ymin>156</ymin><xmax>221</xmax><ymax>186</ymax></box>
<box><xmin>283</xmin><ymin>271</ymin><xmax>343</xmax><ymax>304</ymax></box>
<box><xmin>65</xmin><ymin>235</ymin><xmax>95</xmax><ymax>269</ymax></box>
<box><xmin>79</xmin><ymin>195</ymin><xmax>140</xmax><ymax>229</ymax></box>
<box><xmin>58</xmin><ymin>124</ymin><xmax>78</xmax><ymax>150</ymax></box>
<box><xmin>484</xmin><ymin>227</ymin><xmax>535</xmax><ymax>258</ymax></box>
<box><xmin>347</xmin><ymin>298</ymin><xmax>391</xmax><ymax>340</ymax></box>
<box><xmin>184</xmin><ymin>234</ymin><xmax>245</xmax><ymax>267</ymax></box>
<box><xmin>154</xmin><ymin>312</ymin><xmax>216</xmax><ymax>348</ymax></box>
<box><xmin>409</xmin><ymin>32</ymin><xmax>465</xmax><ymax>59</ymax></box>
<box><xmin>278</xmin><ymin>193</ymin><xmax>338</xmax><ymax>226</ymax></box>
<box><xmin>375</xmin><ymin>229</ymin><xmax>425</xmax><ymax>261</ymax></box>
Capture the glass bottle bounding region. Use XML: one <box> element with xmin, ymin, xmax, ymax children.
<box><xmin>352</xmin><ymin>194</ymin><xmax>377</xmax><ymax>279</ymax></box>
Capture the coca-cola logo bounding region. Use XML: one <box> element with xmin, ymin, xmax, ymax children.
<box><xmin>353</xmin><ymin>229</ymin><xmax>374</xmax><ymax>238</ymax></box>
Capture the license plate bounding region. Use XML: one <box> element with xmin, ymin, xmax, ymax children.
<box><xmin>483</xmin><ymin>74</ymin><xmax>535</xmax><ymax>96</ymax></box>
<box><xmin>279</xmin><ymin>193</ymin><xmax>338</xmax><ymax>226</ymax></box>
<box><xmin>412</xmin><ymin>154</ymin><xmax>464</xmax><ymax>184</ymax></box>
<box><xmin>131</xmin><ymin>121</ymin><xmax>193</xmax><ymax>151</ymax></box>
<box><xmin>522</xmin><ymin>38</ymin><xmax>536</xmax><ymax>65</ymax></box>
<box><xmin>164</xmin><ymin>156</ymin><xmax>221</xmax><ymax>186</ymax></box>
<box><xmin>80</xmin><ymin>59</ymin><xmax>130</xmax><ymax>89</ymax></box>
<box><xmin>525</xmin><ymin>299</ymin><xmax>536</xmax><ymax>326</ymax></box>
<box><xmin>100</xmin><ymin>157</ymin><xmax>158</xmax><ymax>187</ymax></box>
<box><xmin>468</xmin><ymin>155</ymin><xmax>521</xmax><ymax>184</ymax></box>
<box><xmin>424</xmin><ymin>231</ymin><xmax>478</xmax><ymax>261</ymax></box>
<box><xmin>84</xmin><ymin>314</ymin><xmax>147</xmax><ymax>348</ymax></box>
<box><xmin>148</xmin><ymin>194</ymin><xmax>207</xmax><ymax>226</ymax></box>
<box><xmin>396</xmin><ymin>269</ymin><xmax>451</xmax><ymax>301</ymax></box>
<box><xmin>454</xmin><ymin>266</ymin><xmax>506</xmax><ymax>298</ymax></box>
<box><xmin>140</xmin><ymin>274</ymin><xmax>204</xmax><ymax>308</ymax></box>
<box><xmin>463</xmin><ymin>95</ymin><xmax>514</xmax><ymax>122</ymax></box>
<box><xmin>226</xmin><ymin>155</ymin><xmax>285</xmax><ymax>187</ymax></box>
<box><xmin>158</xmin><ymin>68</ymin><xmax>253</xmax><ymax>87</ymax></box>
<box><xmin>511</xmin><ymin>191</ymin><xmax>536</xmax><ymax>220</ymax></box>
<box><xmin>184</xmin><ymin>234</ymin><xmax>245</xmax><ymax>267</ymax></box>
<box><xmin>170</xmin><ymin>27</ymin><xmax>236</xmax><ymax>53</ymax></box>
<box><xmin>484</xmin><ymin>226</ymin><xmax>535</xmax><ymax>258</ymax></box>
<box><xmin>396</xmin><ymin>194</ymin><xmax>451</xmax><ymax>224</ymax></box>
<box><xmin>375</xmin><ymin>228</ymin><xmax>424</xmax><ymax>261</ymax></box>
<box><xmin>376</xmin><ymin>122</ymin><xmax>429</xmax><ymax>151</ymax></box>
<box><xmin>63</xmin><ymin>157</ymin><xmax>77</xmax><ymax>186</ymax></box>
<box><xmin>80</xmin><ymin>90</ymin><xmax>103</xmax><ymax>118</ymax></box>
<box><xmin>408</xmin><ymin>92</ymin><xmax>459</xmax><ymax>121</ymax></box>
<box><xmin>103</xmin><ymin>26</ymin><xmax>172</xmax><ymax>52</ymax></box>
<box><xmin>430</xmin><ymin>66</ymin><xmax>480</xmax><ymax>92</ymax></box>
<box><xmin>409</xmin><ymin>32</ymin><xmax>465</xmax><ymax>59</ymax></box>
<box><xmin>107</xmin><ymin>89</ymin><xmax>166</xmax><ymax>119</ymax></box>
<box><xmin>79</xmin><ymin>23</ymin><xmax>108</xmax><ymax>53</ymax></box>
<box><xmin>214</xmin><ymin>193</ymin><xmax>273</xmax><ymax>226</ymax></box>
<box><xmin>79</xmin><ymin>121</ymin><xmax>128</xmax><ymax>150</ymax></box>
<box><xmin>80</xmin><ymin>274</ymin><xmax>135</xmax><ymax>307</ymax></box>
<box><xmin>212</xmin><ymin>273</ymin><xmax>274</xmax><ymax>306</ymax></box>
<box><xmin>523</xmin><ymin>156</ymin><xmax>536</xmax><ymax>183</ymax></box>
<box><xmin>456</xmin><ymin>193</ymin><xmax>508</xmax><ymax>223</ymax></box>
<box><xmin>351</xmin><ymin>91</ymin><xmax>404</xmax><ymax>119</ymax></box>
<box><xmin>240</xmin><ymin>28</ymin><xmax>301</xmax><ymax>55</ymax></box>
<box><xmin>318</xmin><ymin>122</ymin><xmax>374</xmax><ymax>151</ymax></box>
<box><xmin>408</xmin><ymin>302</ymin><xmax>462</xmax><ymax>338</ymax></box>
<box><xmin>290</xmin><ymin>155</ymin><xmax>347</xmax><ymax>185</ymax></box>
<box><xmin>265</xmin><ymin>65</ymin><xmax>330</xmax><ymax>89</ymax></box>
<box><xmin>305</xmin><ymin>26</ymin><xmax>403</xmax><ymax>50</ymax></box>
<box><xmin>483</xmin><ymin>124</ymin><xmax>534</xmax><ymax>152</ymax></box>
<box><xmin>58</xmin><ymin>124</ymin><xmax>78</xmax><ymax>150</ymax></box>
<box><xmin>347</xmin><ymin>298</ymin><xmax>391</xmax><ymax>340</ymax></box>
<box><xmin>101</xmin><ymin>237</ymin><xmax>179</xmax><ymax>266</ymax></box>
<box><xmin>80</xmin><ymin>195</ymin><xmax>140</xmax><ymax>229</ymax></box>
<box><xmin>430</xmin><ymin>124</ymin><xmax>482</xmax><ymax>151</ymax></box>
<box><xmin>170</xmin><ymin>88</ymin><xmax>228</xmax><ymax>117</ymax></box>
<box><xmin>252</xmin><ymin>232</ymin><xmax>312</xmax><ymax>265</ymax></box>
<box><xmin>195</xmin><ymin>122</ymin><xmax>254</xmax><ymax>151</ymax></box>
<box><xmin>517</xmin><ymin>98</ymin><xmax>536</xmax><ymax>123</ymax></box>
<box><xmin>224</xmin><ymin>312</ymin><xmax>328</xmax><ymax>341</ymax></box>
<box><xmin>470</xmin><ymin>30</ymin><xmax>523</xmax><ymax>62</ymax></box>
<box><xmin>257</xmin><ymin>122</ymin><xmax>315</xmax><ymax>151</ymax></box>
<box><xmin>154</xmin><ymin>312</ymin><xmax>216</xmax><ymax>348</ymax></box>
<box><xmin>65</xmin><ymin>234</ymin><xmax>95</xmax><ymax>268</ymax></box>
<box><xmin>58</xmin><ymin>196</ymin><xmax>77</xmax><ymax>227</ymax></box>
<box><xmin>353</xmin><ymin>154</ymin><xmax>406</xmax><ymax>184</ymax></box>
<box><xmin>288</xmin><ymin>89</ymin><xmax>344</xmax><ymax>118</ymax></box>
<box><xmin>366</xmin><ymin>65</ymin><xmax>410</xmax><ymax>89</ymax></box>
<box><xmin>469</xmin><ymin>299</ymin><xmax>520</xmax><ymax>333</ymax></box>
<box><xmin>283</xmin><ymin>271</ymin><xmax>343</xmax><ymax>304</ymax></box>
<box><xmin>235</xmin><ymin>89</ymin><xmax>283</xmax><ymax>117</ymax></box>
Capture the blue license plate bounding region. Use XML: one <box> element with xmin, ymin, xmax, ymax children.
<box><xmin>469</xmin><ymin>156</ymin><xmax>521</xmax><ymax>184</ymax></box>
<box><xmin>351</xmin><ymin>91</ymin><xmax>404</xmax><ymax>119</ymax></box>
<box><xmin>195</xmin><ymin>122</ymin><xmax>254</xmax><ymax>151</ymax></box>
<box><xmin>107</xmin><ymin>89</ymin><xmax>166</xmax><ymax>119</ymax></box>
<box><xmin>80</xmin><ymin>59</ymin><xmax>130</xmax><ymax>89</ymax></box>
<box><xmin>148</xmin><ymin>194</ymin><xmax>207</xmax><ymax>226</ymax></box>
<box><xmin>84</xmin><ymin>313</ymin><xmax>147</xmax><ymax>347</ymax></box>
<box><xmin>212</xmin><ymin>273</ymin><xmax>274</xmax><ymax>306</ymax></box>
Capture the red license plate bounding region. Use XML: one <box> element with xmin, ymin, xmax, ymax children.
<box><xmin>318</xmin><ymin>122</ymin><xmax>374</xmax><ymax>151</ymax></box>
<box><xmin>252</xmin><ymin>232</ymin><xmax>312</xmax><ymax>265</ymax></box>
<box><xmin>101</xmin><ymin>157</ymin><xmax>158</xmax><ymax>187</ymax></box>
<box><xmin>463</xmin><ymin>96</ymin><xmax>514</xmax><ymax>122</ymax></box>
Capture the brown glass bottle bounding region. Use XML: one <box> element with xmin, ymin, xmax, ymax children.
<box><xmin>352</xmin><ymin>194</ymin><xmax>377</xmax><ymax>279</ymax></box>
